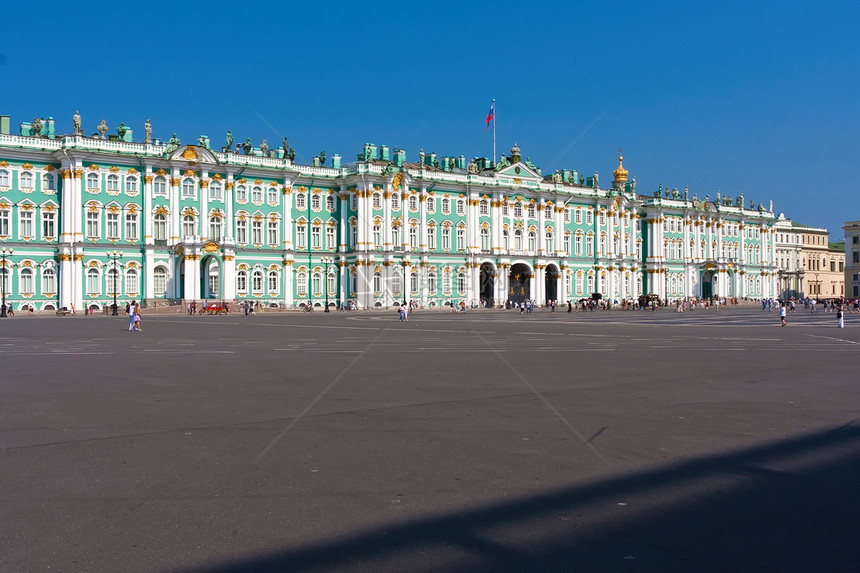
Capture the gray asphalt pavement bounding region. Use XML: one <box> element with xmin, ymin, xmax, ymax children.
<box><xmin>1</xmin><ymin>306</ymin><xmax>859</xmax><ymax>572</ymax></box>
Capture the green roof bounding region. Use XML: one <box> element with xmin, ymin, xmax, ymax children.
<box><xmin>829</xmin><ymin>242</ymin><xmax>845</xmax><ymax>252</ymax></box>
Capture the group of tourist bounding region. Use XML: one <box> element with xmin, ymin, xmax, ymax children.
<box><xmin>770</xmin><ymin>296</ymin><xmax>854</xmax><ymax>328</ymax></box>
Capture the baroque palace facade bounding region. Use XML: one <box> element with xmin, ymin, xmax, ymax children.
<box><xmin>0</xmin><ymin>114</ymin><xmax>780</xmax><ymax>311</ymax></box>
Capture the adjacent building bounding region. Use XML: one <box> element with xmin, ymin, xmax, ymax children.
<box><xmin>0</xmin><ymin>113</ymin><xmax>781</xmax><ymax>311</ymax></box>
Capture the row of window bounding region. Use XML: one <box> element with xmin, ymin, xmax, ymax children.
<box><xmin>0</xmin><ymin>267</ymin><xmax>56</xmax><ymax>295</ymax></box>
<box><xmin>0</xmin><ymin>208</ymin><xmax>56</xmax><ymax>240</ymax></box>
<box><xmin>0</xmin><ymin>170</ymin><xmax>56</xmax><ymax>192</ymax></box>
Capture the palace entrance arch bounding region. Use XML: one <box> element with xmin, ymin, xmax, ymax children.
<box><xmin>479</xmin><ymin>262</ymin><xmax>495</xmax><ymax>306</ymax></box>
<box><xmin>545</xmin><ymin>264</ymin><xmax>559</xmax><ymax>303</ymax></box>
<box><xmin>201</xmin><ymin>255</ymin><xmax>222</xmax><ymax>300</ymax></box>
<box><xmin>508</xmin><ymin>263</ymin><xmax>531</xmax><ymax>304</ymax></box>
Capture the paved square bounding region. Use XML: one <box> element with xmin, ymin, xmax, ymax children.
<box><xmin>2</xmin><ymin>307</ymin><xmax>859</xmax><ymax>572</ymax></box>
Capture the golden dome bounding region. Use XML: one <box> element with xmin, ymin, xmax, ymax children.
<box><xmin>613</xmin><ymin>151</ymin><xmax>628</xmax><ymax>183</ymax></box>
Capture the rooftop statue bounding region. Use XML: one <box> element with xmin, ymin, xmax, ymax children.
<box><xmin>750</xmin><ymin>200</ymin><xmax>755</xmax><ymax>209</ymax></box>
<box><xmin>631</xmin><ymin>175</ymin><xmax>636</xmax><ymax>190</ymax></box>
<box><xmin>736</xmin><ymin>194</ymin><xmax>744</xmax><ymax>207</ymax></box>
<box><xmin>166</xmin><ymin>133</ymin><xmax>181</xmax><ymax>154</ymax></box>
<box><xmin>496</xmin><ymin>154</ymin><xmax>509</xmax><ymax>169</ymax></box>
<box><xmin>226</xmin><ymin>130</ymin><xmax>233</xmax><ymax>151</ymax></box>
<box><xmin>672</xmin><ymin>187</ymin><xmax>679</xmax><ymax>200</ymax></box>
<box><xmin>716</xmin><ymin>191</ymin><xmax>721</xmax><ymax>204</ymax></box>
<box><xmin>117</xmin><ymin>122</ymin><xmax>127</xmax><ymax>140</ymax></box>
<box><xmin>73</xmin><ymin>111</ymin><xmax>82</xmax><ymax>135</ymax></box>
<box><xmin>260</xmin><ymin>139</ymin><xmax>269</xmax><ymax>156</ymax></box>
<box><xmin>769</xmin><ymin>200</ymin><xmax>773</xmax><ymax>212</ymax></box>
<box><xmin>31</xmin><ymin>117</ymin><xmax>42</xmax><ymax>137</ymax></box>
<box><xmin>684</xmin><ymin>186</ymin><xmax>689</xmax><ymax>200</ymax></box>
<box><xmin>288</xmin><ymin>147</ymin><xmax>296</xmax><ymax>162</ymax></box>
<box><xmin>282</xmin><ymin>137</ymin><xmax>289</xmax><ymax>154</ymax></box>
<box><xmin>97</xmin><ymin>120</ymin><xmax>108</xmax><ymax>139</ymax></box>
<box><xmin>243</xmin><ymin>138</ymin><xmax>252</xmax><ymax>155</ymax></box>
<box><xmin>319</xmin><ymin>151</ymin><xmax>326</xmax><ymax>166</ymax></box>
<box><xmin>419</xmin><ymin>149</ymin><xmax>425</xmax><ymax>165</ymax></box>
<box><xmin>693</xmin><ymin>193</ymin><xmax>698</xmax><ymax>202</ymax></box>
<box><xmin>551</xmin><ymin>171</ymin><xmax>562</xmax><ymax>183</ymax></box>
<box><xmin>525</xmin><ymin>157</ymin><xmax>537</xmax><ymax>170</ymax></box>
<box><xmin>144</xmin><ymin>119</ymin><xmax>152</xmax><ymax>144</ymax></box>
<box><xmin>467</xmin><ymin>159</ymin><xmax>478</xmax><ymax>174</ymax></box>
<box><xmin>593</xmin><ymin>172</ymin><xmax>599</xmax><ymax>187</ymax></box>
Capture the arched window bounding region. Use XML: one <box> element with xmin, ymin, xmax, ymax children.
<box><xmin>236</xmin><ymin>217</ymin><xmax>247</xmax><ymax>244</ymax></box>
<box><xmin>326</xmin><ymin>195</ymin><xmax>336</xmax><ymax>211</ymax></box>
<box><xmin>153</xmin><ymin>176</ymin><xmax>167</xmax><ymax>195</ymax></box>
<box><xmin>267</xmin><ymin>219</ymin><xmax>279</xmax><ymax>245</ymax></box>
<box><xmin>125</xmin><ymin>212</ymin><xmax>138</xmax><ymax>241</ymax></box>
<box><xmin>42</xmin><ymin>173</ymin><xmax>56</xmax><ymax>191</ymax></box>
<box><xmin>327</xmin><ymin>269</ymin><xmax>336</xmax><ymax>298</ymax></box>
<box><xmin>125</xmin><ymin>269</ymin><xmax>138</xmax><ymax>296</ymax></box>
<box><xmin>182</xmin><ymin>178</ymin><xmax>195</xmax><ymax>197</ymax></box>
<box><xmin>545</xmin><ymin>230</ymin><xmax>554</xmax><ymax>252</ymax></box>
<box><xmin>106</xmin><ymin>268</ymin><xmax>120</xmax><ymax>296</ymax></box>
<box><xmin>409</xmin><ymin>225</ymin><xmax>418</xmax><ymax>249</ymax></box>
<box><xmin>513</xmin><ymin>202</ymin><xmax>523</xmax><ymax>218</ymax></box>
<box><xmin>125</xmin><ymin>177</ymin><xmax>137</xmax><ymax>194</ymax></box>
<box><xmin>153</xmin><ymin>267</ymin><xmax>167</xmax><ymax>295</ymax></box>
<box><xmin>42</xmin><ymin>267</ymin><xmax>55</xmax><ymax>294</ymax></box>
<box><xmin>391</xmin><ymin>193</ymin><xmax>400</xmax><ymax>211</ymax></box>
<box><xmin>586</xmin><ymin>233</ymin><xmax>594</xmax><ymax>256</ymax></box>
<box><xmin>426</xmin><ymin>197</ymin><xmax>435</xmax><ymax>213</ymax></box>
<box><xmin>236</xmin><ymin>185</ymin><xmax>248</xmax><ymax>202</ymax></box>
<box><xmin>527</xmin><ymin>203</ymin><xmax>536</xmax><ymax>218</ymax></box>
<box><xmin>480</xmin><ymin>200</ymin><xmax>489</xmax><ymax>215</ymax></box>
<box><xmin>252</xmin><ymin>269</ymin><xmax>264</xmax><ymax>294</ymax></box>
<box><xmin>514</xmin><ymin>229</ymin><xmax>523</xmax><ymax>251</ymax></box>
<box><xmin>442</xmin><ymin>268</ymin><xmax>452</xmax><ymax>293</ymax></box>
<box><xmin>528</xmin><ymin>231</ymin><xmax>536</xmax><ymax>252</ymax></box>
<box><xmin>268</xmin><ymin>270</ymin><xmax>279</xmax><ymax>294</ymax></box>
<box><xmin>267</xmin><ymin>187</ymin><xmax>278</xmax><ymax>204</ymax></box>
<box><xmin>312</xmin><ymin>271</ymin><xmax>322</xmax><ymax>295</ymax></box>
<box><xmin>209</xmin><ymin>216</ymin><xmax>222</xmax><ymax>241</ymax></box>
<box><xmin>106</xmin><ymin>174</ymin><xmax>119</xmax><ymax>192</ymax></box>
<box><xmin>296</xmin><ymin>271</ymin><xmax>307</xmax><ymax>297</ymax></box>
<box><xmin>456</xmin><ymin>227</ymin><xmax>464</xmax><ymax>251</ymax></box>
<box><xmin>373</xmin><ymin>225</ymin><xmax>382</xmax><ymax>249</ymax></box>
<box><xmin>182</xmin><ymin>215</ymin><xmax>196</xmax><ymax>237</ymax></box>
<box><xmin>409</xmin><ymin>195</ymin><xmax>418</xmax><ymax>211</ymax></box>
<box><xmin>457</xmin><ymin>272</ymin><xmax>466</xmax><ymax>294</ymax></box>
<box><xmin>237</xmin><ymin>270</ymin><xmax>248</xmax><ymax>294</ymax></box>
<box><xmin>576</xmin><ymin>272</ymin><xmax>584</xmax><ymax>295</ymax></box>
<box><xmin>372</xmin><ymin>193</ymin><xmax>382</xmax><ymax>209</ymax></box>
<box><xmin>428</xmin><ymin>272</ymin><xmax>437</xmax><ymax>294</ymax></box>
<box><xmin>87</xmin><ymin>172</ymin><xmax>99</xmax><ymax>190</ymax></box>
<box><xmin>502</xmin><ymin>229</ymin><xmax>509</xmax><ymax>250</ymax></box>
<box><xmin>20</xmin><ymin>172</ymin><xmax>35</xmax><ymax>189</ymax></box>
<box><xmin>252</xmin><ymin>186</ymin><xmax>263</xmax><ymax>203</ymax></box>
<box><xmin>410</xmin><ymin>272</ymin><xmax>419</xmax><ymax>295</ymax></box>
<box><xmin>373</xmin><ymin>271</ymin><xmax>382</xmax><ymax>293</ymax></box>
<box><xmin>311</xmin><ymin>193</ymin><xmax>321</xmax><ymax>210</ymax></box>
<box><xmin>575</xmin><ymin>232</ymin><xmax>583</xmax><ymax>256</ymax></box>
<box><xmin>392</xmin><ymin>270</ymin><xmax>402</xmax><ymax>296</ymax></box>
<box><xmin>251</xmin><ymin>218</ymin><xmax>263</xmax><ymax>246</ymax></box>
<box><xmin>480</xmin><ymin>227</ymin><xmax>490</xmax><ymax>251</ymax></box>
<box><xmin>0</xmin><ymin>169</ymin><xmax>9</xmax><ymax>187</ymax></box>
<box><xmin>456</xmin><ymin>199</ymin><xmax>465</xmax><ymax>215</ymax></box>
<box><xmin>441</xmin><ymin>197</ymin><xmax>450</xmax><ymax>214</ymax></box>
<box><xmin>20</xmin><ymin>268</ymin><xmax>34</xmax><ymax>295</ymax></box>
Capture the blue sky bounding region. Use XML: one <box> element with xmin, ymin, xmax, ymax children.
<box><xmin>3</xmin><ymin>0</ymin><xmax>858</xmax><ymax>237</ymax></box>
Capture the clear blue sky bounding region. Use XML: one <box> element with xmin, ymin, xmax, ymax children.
<box><xmin>3</xmin><ymin>0</ymin><xmax>858</xmax><ymax>238</ymax></box>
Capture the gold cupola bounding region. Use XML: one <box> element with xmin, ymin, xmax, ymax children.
<box><xmin>612</xmin><ymin>149</ymin><xmax>628</xmax><ymax>185</ymax></box>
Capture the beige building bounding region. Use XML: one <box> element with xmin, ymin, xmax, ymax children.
<box><xmin>844</xmin><ymin>220</ymin><xmax>860</xmax><ymax>299</ymax></box>
<box><xmin>796</xmin><ymin>223</ymin><xmax>844</xmax><ymax>298</ymax></box>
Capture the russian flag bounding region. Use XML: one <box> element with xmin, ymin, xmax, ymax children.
<box><xmin>485</xmin><ymin>100</ymin><xmax>494</xmax><ymax>131</ymax></box>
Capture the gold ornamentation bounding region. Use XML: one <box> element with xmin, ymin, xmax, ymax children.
<box><xmin>180</xmin><ymin>147</ymin><xmax>198</xmax><ymax>160</ymax></box>
<box><xmin>170</xmin><ymin>178</ymin><xmax>180</xmax><ymax>186</ymax></box>
<box><xmin>225</xmin><ymin>182</ymin><xmax>234</xmax><ymax>190</ymax></box>
<box><xmin>184</xmin><ymin>169</ymin><xmax>195</xmax><ymax>177</ymax></box>
<box><xmin>222</xmin><ymin>255</ymin><xmax>235</xmax><ymax>261</ymax></box>
<box><xmin>144</xmin><ymin>176</ymin><xmax>153</xmax><ymax>183</ymax></box>
<box><xmin>237</xmin><ymin>178</ymin><xmax>247</xmax><ymax>184</ymax></box>
<box><xmin>44</xmin><ymin>204</ymin><xmax>56</xmax><ymax>212</ymax></box>
<box><xmin>282</xmin><ymin>186</ymin><xmax>292</xmax><ymax>195</ymax></box>
<box><xmin>21</xmin><ymin>162</ymin><xmax>33</xmax><ymax>170</ymax></box>
<box><xmin>154</xmin><ymin>206</ymin><xmax>169</xmax><ymax>215</ymax></box>
<box><xmin>254</xmin><ymin>179</ymin><xmax>262</xmax><ymax>185</ymax></box>
<box><xmin>199</xmin><ymin>180</ymin><xmax>209</xmax><ymax>188</ymax></box>
<box><xmin>202</xmin><ymin>242</ymin><xmax>220</xmax><ymax>253</ymax></box>
<box><xmin>89</xmin><ymin>164</ymin><xmax>100</xmax><ymax>171</ymax></box>
<box><xmin>392</xmin><ymin>172</ymin><xmax>402</xmax><ymax>191</ymax></box>
<box><xmin>155</xmin><ymin>168</ymin><xmax>167</xmax><ymax>176</ymax></box>
<box><xmin>74</xmin><ymin>170</ymin><xmax>83</xmax><ymax>178</ymax></box>
<box><xmin>58</xmin><ymin>254</ymin><xmax>72</xmax><ymax>261</ymax></box>
<box><xmin>109</xmin><ymin>166</ymin><xmax>119</xmax><ymax>173</ymax></box>
<box><xmin>60</xmin><ymin>170</ymin><xmax>71</xmax><ymax>179</ymax></box>
<box><xmin>211</xmin><ymin>174</ymin><xmax>223</xmax><ymax>180</ymax></box>
<box><xmin>20</xmin><ymin>203</ymin><xmax>34</xmax><ymax>211</ymax></box>
<box><xmin>0</xmin><ymin>160</ymin><xmax>7</xmax><ymax>167</ymax></box>
<box><xmin>186</xmin><ymin>254</ymin><xmax>201</xmax><ymax>260</ymax></box>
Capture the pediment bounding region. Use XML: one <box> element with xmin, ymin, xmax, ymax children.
<box><xmin>170</xmin><ymin>145</ymin><xmax>217</xmax><ymax>164</ymax></box>
<box><xmin>495</xmin><ymin>162</ymin><xmax>541</xmax><ymax>180</ymax></box>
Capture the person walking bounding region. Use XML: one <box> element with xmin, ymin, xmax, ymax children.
<box><xmin>779</xmin><ymin>303</ymin><xmax>787</xmax><ymax>327</ymax></box>
<box><xmin>133</xmin><ymin>302</ymin><xmax>142</xmax><ymax>332</ymax></box>
<box><xmin>128</xmin><ymin>299</ymin><xmax>136</xmax><ymax>331</ymax></box>
<box><xmin>837</xmin><ymin>305</ymin><xmax>844</xmax><ymax>328</ymax></box>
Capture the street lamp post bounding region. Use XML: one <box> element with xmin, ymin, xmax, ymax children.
<box><xmin>814</xmin><ymin>272</ymin><xmax>819</xmax><ymax>300</ymax></box>
<box><xmin>321</xmin><ymin>256</ymin><xmax>333</xmax><ymax>312</ymax></box>
<box><xmin>106</xmin><ymin>250</ymin><xmax>123</xmax><ymax>315</ymax></box>
<box><xmin>0</xmin><ymin>247</ymin><xmax>12</xmax><ymax>318</ymax></box>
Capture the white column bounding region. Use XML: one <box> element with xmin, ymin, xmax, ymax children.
<box><xmin>223</xmin><ymin>253</ymin><xmax>236</xmax><ymax>300</ymax></box>
<box><xmin>143</xmin><ymin>168</ymin><xmax>154</xmax><ymax>244</ymax></box>
<box><xmin>170</xmin><ymin>170</ymin><xmax>180</xmax><ymax>243</ymax></box>
<box><xmin>144</xmin><ymin>249</ymin><xmax>155</xmax><ymax>300</ymax></box>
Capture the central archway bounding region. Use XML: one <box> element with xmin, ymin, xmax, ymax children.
<box><xmin>479</xmin><ymin>262</ymin><xmax>495</xmax><ymax>307</ymax></box>
<box><xmin>201</xmin><ymin>255</ymin><xmax>222</xmax><ymax>300</ymax></box>
<box><xmin>508</xmin><ymin>263</ymin><xmax>531</xmax><ymax>304</ymax></box>
<box><xmin>545</xmin><ymin>264</ymin><xmax>559</xmax><ymax>303</ymax></box>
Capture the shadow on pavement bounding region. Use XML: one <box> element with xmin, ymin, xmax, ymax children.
<box><xmin>192</xmin><ymin>423</ymin><xmax>860</xmax><ymax>572</ymax></box>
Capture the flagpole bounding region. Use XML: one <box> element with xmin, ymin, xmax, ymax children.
<box><xmin>492</xmin><ymin>98</ymin><xmax>496</xmax><ymax>165</ymax></box>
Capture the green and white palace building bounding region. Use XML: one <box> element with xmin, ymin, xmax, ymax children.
<box><xmin>0</xmin><ymin>113</ymin><xmax>779</xmax><ymax>311</ymax></box>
